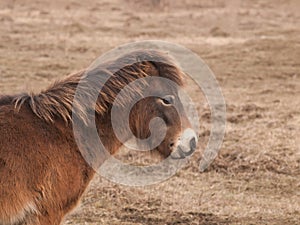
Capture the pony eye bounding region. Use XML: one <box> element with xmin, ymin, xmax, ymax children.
<box><xmin>161</xmin><ymin>95</ymin><xmax>175</xmax><ymax>106</ymax></box>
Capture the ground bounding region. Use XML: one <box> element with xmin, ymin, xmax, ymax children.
<box><xmin>0</xmin><ymin>0</ymin><xmax>299</xmax><ymax>224</ymax></box>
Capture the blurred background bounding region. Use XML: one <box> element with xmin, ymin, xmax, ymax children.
<box><xmin>0</xmin><ymin>0</ymin><xmax>299</xmax><ymax>224</ymax></box>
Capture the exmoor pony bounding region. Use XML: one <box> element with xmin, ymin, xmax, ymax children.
<box><xmin>0</xmin><ymin>50</ymin><xmax>197</xmax><ymax>224</ymax></box>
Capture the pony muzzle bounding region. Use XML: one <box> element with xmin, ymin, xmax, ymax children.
<box><xmin>170</xmin><ymin>128</ymin><xmax>198</xmax><ymax>160</ymax></box>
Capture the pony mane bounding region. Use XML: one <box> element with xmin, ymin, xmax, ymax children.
<box><xmin>13</xmin><ymin>50</ymin><xmax>184</xmax><ymax>124</ymax></box>
<box><xmin>0</xmin><ymin>95</ymin><xmax>14</xmax><ymax>106</ymax></box>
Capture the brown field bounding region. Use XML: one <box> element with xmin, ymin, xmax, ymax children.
<box><xmin>0</xmin><ymin>0</ymin><xmax>299</xmax><ymax>224</ymax></box>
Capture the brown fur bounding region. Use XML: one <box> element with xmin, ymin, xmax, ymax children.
<box><xmin>0</xmin><ymin>50</ymin><xmax>189</xmax><ymax>225</ymax></box>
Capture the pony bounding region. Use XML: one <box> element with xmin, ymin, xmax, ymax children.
<box><xmin>0</xmin><ymin>50</ymin><xmax>197</xmax><ymax>224</ymax></box>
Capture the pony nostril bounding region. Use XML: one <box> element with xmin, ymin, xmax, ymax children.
<box><xmin>169</xmin><ymin>142</ymin><xmax>175</xmax><ymax>148</ymax></box>
<box><xmin>190</xmin><ymin>137</ymin><xmax>196</xmax><ymax>150</ymax></box>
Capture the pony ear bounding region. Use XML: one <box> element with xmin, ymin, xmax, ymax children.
<box><xmin>146</xmin><ymin>60</ymin><xmax>185</xmax><ymax>87</ymax></box>
<box><xmin>141</xmin><ymin>61</ymin><xmax>160</xmax><ymax>77</ymax></box>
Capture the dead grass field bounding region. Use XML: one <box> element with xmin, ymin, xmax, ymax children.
<box><xmin>0</xmin><ymin>0</ymin><xmax>299</xmax><ymax>224</ymax></box>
